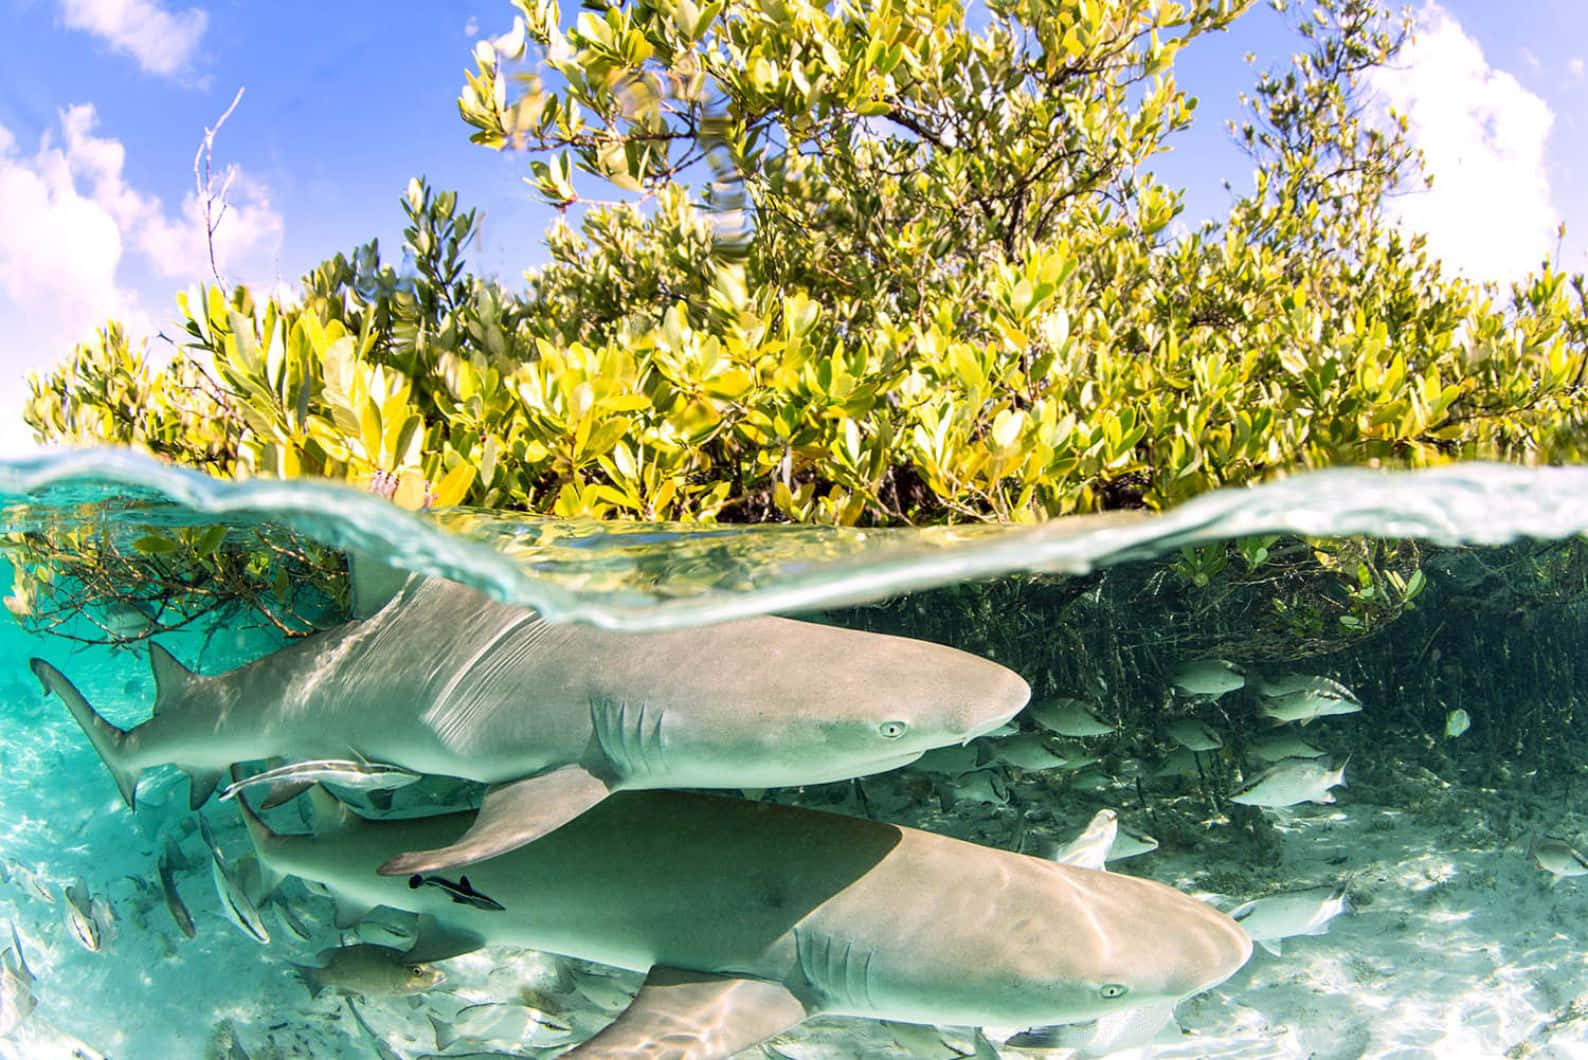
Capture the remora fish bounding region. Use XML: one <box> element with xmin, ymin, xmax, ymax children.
<box><xmin>1257</xmin><ymin>676</ymin><xmax>1363</xmax><ymax>726</ymax></box>
<box><xmin>34</xmin><ymin>569</ymin><xmax>1030</xmax><ymax>875</ymax></box>
<box><xmin>235</xmin><ymin>788</ymin><xmax>1251</xmax><ymax>1057</ymax></box>
<box><xmin>1169</xmin><ymin>660</ymin><xmax>1244</xmax><ymax>700</ymax></box>
<box><xmin>291</xmin><ymin>943</ymin><xmax>444</xmax><ymax>999</ymax></box>
<box><xmin>1231</xmin><ymin>756</ymin><xmax>1348</xmax><ymax>808</ymax></box>
<box><xmin>408</xmin><ymin>873</ymin><xmax>505</xmax><ymax>911</ymax></box>
<box><xmin>218</xmin><ymin>753</ymin><xmax>422</xmax><ymax>805</ymax></box>
<box><xmin>1228</xmin><ymin>884</ymin><xmax>1353</xmax><ymax>957</ymax></box>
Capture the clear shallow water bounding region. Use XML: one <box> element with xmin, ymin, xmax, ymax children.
<box><xmin>3</xmin><ymin>450</ymin><xmax>1588</xmax><ymax>1057</ymax></box>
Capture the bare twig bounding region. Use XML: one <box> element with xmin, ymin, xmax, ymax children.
<box><xmin>193</xmin><ymin>86</ymin><xmax>247</xmax><ymax>288</ymax></box>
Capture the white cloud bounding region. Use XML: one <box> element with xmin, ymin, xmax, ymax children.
<box><xmin>1365</xmin><ymin>2</ymin><xmax>1558</xmax><ymax>287</ymax></box>
<box><xmin>59</xmin><ymin>0</ymin><xmax>208</xmax><ymax>78</ymax></box>
<box><xmin>1570</xmin><ymin>57</ymin><xmax>1585</xmax><ymax>80</ymax></box>
<box><xmin>464</xmin><ymin>15</ymin><xmax>479</xmax><ymax>37</ymax></box>
<box><xmin>0</xmin><ymin>104</ymin><xmax>283</xmax><ymax>454</ymax></box>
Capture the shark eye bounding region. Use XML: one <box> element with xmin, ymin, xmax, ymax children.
<box><xmin>878</xmin><ymin>720</ymin><xmax>908</xmax><ymax>739</ymax></box>
<box><xmin>1099</xmin><ymin>983</ymin><xmax>1129</xmax><ymax>999</ymax></box>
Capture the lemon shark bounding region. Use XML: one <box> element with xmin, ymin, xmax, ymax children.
<box><xmin>237</xmin><ymin>788</ymin><xmax>1253</xmax><ymax>1057</ymax></box>
<box><xmin>32</xmin><ymin>572</ymin><xmax>1030</xmax><ymax>875</ymax></box>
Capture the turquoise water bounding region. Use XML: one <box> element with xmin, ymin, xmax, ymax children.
<box><xmin>4</xmin><ymin>450</ymin><xmax>1588</xmax><ymax>1057</ymax></box>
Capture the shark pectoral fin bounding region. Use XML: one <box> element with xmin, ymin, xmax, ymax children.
<box><xmin>404</xmin><ymin>915</ymin><xmax>485</xmax><ymax>963</ymax></box>
<box><xmin>565</xmin><ymin>967</ymin><xmax>808</xmax><ymax>1059</ymax></box>
<box><xmin>332</xmin><ymin>898</ymin><xmax>374</xmax><ymax>930</ymax></box>
<box><xmin>260</xmin><ymin>779</ymin><xmax>315</xmax><ymax>810</ymax></box>
<box><xmin>375</xmin><ymin>766</ymin><xmax>612</xmax><ymax>876</ymax></box>
<box><xmin>185</xmin><ymin>767</ymin><xmax>223</xmax><ymax>810</ymax></box>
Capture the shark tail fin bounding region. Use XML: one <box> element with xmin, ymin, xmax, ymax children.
<box><xmin>31</xmin><ymin>658</ymin><xmax>140</xmax><ymax>809</ymax></box>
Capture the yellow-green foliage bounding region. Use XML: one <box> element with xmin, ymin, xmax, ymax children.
<box><xmin>23</xmin><ymin>0</ymin><xmax>1588</xmax><ymax>527</ymax></box>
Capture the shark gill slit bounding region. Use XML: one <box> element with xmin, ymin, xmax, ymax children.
<box><xmin>793</xmin><ymin>927</ymin><xmax>874</xmax><ymax>1011</ymax></box>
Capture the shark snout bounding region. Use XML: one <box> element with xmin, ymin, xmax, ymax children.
<box><xmin>958</xmin><ymin>669</ymin><xmax>1031</xmax><ymax>742</ymax></box>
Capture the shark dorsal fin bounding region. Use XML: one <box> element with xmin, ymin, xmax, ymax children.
<box><xmin>347</xmin><ymin>549</ymin><xmax>413</xmax><ymax>620</ymax></box>
<box><xmin>148</xmin><ymin>643</ymin><xmax>195</xmax><ymax>715</ymax></box>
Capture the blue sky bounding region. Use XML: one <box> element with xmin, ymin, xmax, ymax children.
<box><xmin>0</xmin><ymin>0</ymin><xmax>1583</xmax><ymax>455</ymax></box>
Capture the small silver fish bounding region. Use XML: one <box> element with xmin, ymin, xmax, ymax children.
<box><xmin>1028</xmin><ymin>698</ymin><xmax>1116</xmax><ymax>737</ymax></box>
<box><xmin>345</xmin><ymin>997</ymin><xmax>403</xmax><ymax>1060</ymax></box>
<box><xmin>15</xmin><ymin>865</ymin><xmax>54</xmax><ymax>904</ymax></box>
<box><xmin>945</xmin><ymin>770</ymin><xmax>1010</xmax><ymax>807</ymax></box>
<box><xmin>882</xmin><ymin>1020</ymin><xmax>959</xmax><ymax>1057</ymax></box>
<box><xmin>102</xmin><ymin>601</ymin><xmax>154</xmax><ymax>639</ymax></box>
<box><xmin>432</xmin><ymin>1001</ymin><xmax>575</xmax><ymax>1051</ymax></box>
<box><xmin>351</xmin><ymin>910</ymin><xmax>416</xmax><ymax>949</ymax></box>
<box><xmin>1006</xmin><ymin>1002</ymin><xmax>1180</xmax><ymax>1057</ymax></box>
<box><xmin>1</xmin><ymin>923</ymin><xmax>36</xmax><ymax>1036</ymax></box>
<box><xmin>912</xmin><ymin>743</ymin><xmax>984</xmax><ymax>778</ymax></box>
<box><xmin>1532</xmin><ymin>837</ymin><xmax>1588</xmax><ymax>885</ymax></box>
<box><xmin>292</xmin><ymin>944</ymin><xmax>444</xmax><ymax>999</ymax></box>
<box><xmin>219</xmin><ymin>754</ymin><xmax>422</xmax><ymax>804</ymax></box>
<box><xmin>157</xmin><ymin>840</ymin><xmax>196</xmax><ymax>940</ymax></box>
<box><xmin>1257</xmin><ymin>676</ymin><xmax>1363</xmax><ymax>726</ymax></box>
<box><xmin>1067</xmin><ymin>766</ymin><xmax>1115</xmax><ymax>794</ymax></box>
<box><xmin>1444</xmin><ymin>709</ymin><xmax>1471</xmax><ymax>739</ymax></box>
<box><xmin>1170</xmin><ymin>659</ymin><xmax>1245</xmax><ymax>699</ymax></box>
<box><xmin>1054</xmin><ymin>809</ymin><xmax>1119</xmax><ymax>870</ymax></box>
<box><xmin>274</xmin><ymin>900</ymin><xmax>315</xmax><ymax>943</ymax></box>
<box><xmin>989</xmin><ymin>733</ymin><xmax>1073</xmax><ymax>771</ymax></box>
<box><xmin>1167</xmin><ymin>719</ymin><xmax>1223</xmax><ymax>752</ymax></box>
<box><xmin>1248</xmin><ymin>732</ymin><xmax>1325</xmax><ymax>762</ymax></box>
<box><xmin>1232</xmin><ymin>757</ymin><xmax>1348</xmax><ymax>808</ymax></box>
<box><xmin>90</xmin><ymin>895</ymin><xmax>118</xmax><ymax>947</ymax></box>
<box><xmin>1108</xmin><ymin>825</ymin><xmax>1159</xmax><ymax>862</ymax></box>
<box><xmin>569</xmin><ymin>966</ymin><xmax>638</xmax><ymax>1012</ymax></box>
<box><xmin>198</xmin><ymin>816</ymin><xmax>270</xmax><ymax>944</ymax></box>
<box><xmin>1153</xmin><ymin>747</ymin><xmax>1201</xmax><ymax>779</ymax></box>
<box><xmin>64</xmin><ymin>879</ymin><xmax>103</xmax><ymax>953</ymax></box>
<box><xmin>1229</xmin><ymin>884</ymin><xmax>1353</xmax><ymax>956</ymax></box>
